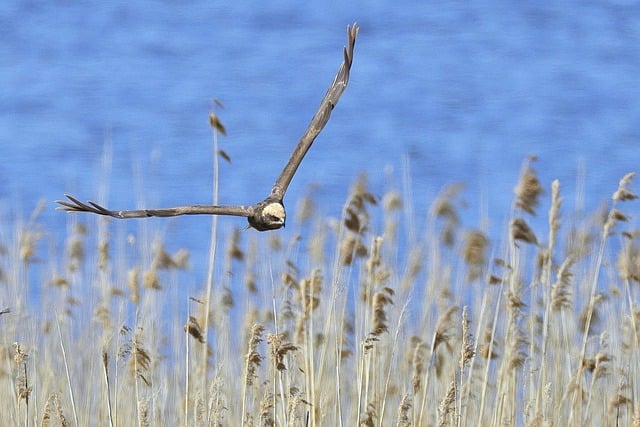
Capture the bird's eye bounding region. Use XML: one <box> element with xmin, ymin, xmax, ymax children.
<box><xmin>268</xmin><ymin>215</ymin><xmax>283</xmax><ymax>223</ymax></box>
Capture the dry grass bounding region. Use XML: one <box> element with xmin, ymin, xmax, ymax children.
<box><xmin>0</xmin><ymin>156</ymin><xmax>639</xmax><ymax>426</ymax></box>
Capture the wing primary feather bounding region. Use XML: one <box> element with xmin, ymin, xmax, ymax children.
<box><xmin>270</xmin><ymin>23</ymin><xmax>358</xmax><ymax>201</ymax></box>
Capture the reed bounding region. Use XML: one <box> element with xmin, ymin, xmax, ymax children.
<box><xmin>0</xmin><ymin>159</ymin><xmax>638</xmax><ymax>426</ymax></box>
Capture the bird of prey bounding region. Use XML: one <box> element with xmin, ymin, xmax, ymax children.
<box><xmin>58</xmin><ymin>23</ymin><xmax>358</xmax><ymax>231</ymax></box>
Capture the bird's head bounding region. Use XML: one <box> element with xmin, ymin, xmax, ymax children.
<box><xmin>248</xmin><ymin>199</ymin><xmax>285</xmax><ymax>231</ymax></box>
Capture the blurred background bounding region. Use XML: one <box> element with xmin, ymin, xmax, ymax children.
<box><xmin>1</xmin><ymin>0</ymin><xmax>639</xmax><ymax>279</ymax></box>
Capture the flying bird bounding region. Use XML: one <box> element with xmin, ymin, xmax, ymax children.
<box><xmin>58</xmin><ymin>23</ymin><xmax>359</xmax><ymax>231</ymax></box>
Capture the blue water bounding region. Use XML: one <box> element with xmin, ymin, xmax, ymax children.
<box><xmin>2</xmin><ymin>1</ymin><xmax>639</xmax><ymax>277</ymax></box>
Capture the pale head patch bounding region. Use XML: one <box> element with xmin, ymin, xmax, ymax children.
<box><xmin>264</xmin><ymin>203</ymin><xmax>285</xmax><ymax>222</ymax></box>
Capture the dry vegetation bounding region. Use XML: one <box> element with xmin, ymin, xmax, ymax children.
<box><xmin>1</xmin><ymin>148</ymin><xmax>639</xmax><ymax>426</ymax></box>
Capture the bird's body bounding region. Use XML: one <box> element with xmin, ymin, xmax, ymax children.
<box><xmin>58</xmin><ymin>23</ymin><xmax>359</xmax><ymax>231</ymax></box>
<box><xmin>248</xmin><ymin>198</ymin><xmax>286</xmax><ymax>231</ymax></box>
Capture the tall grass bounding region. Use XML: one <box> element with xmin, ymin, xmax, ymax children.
<box><xmin>0</xmin><ymin>153</ymin><xmax>638</xmax><ymax>426</ymax></box>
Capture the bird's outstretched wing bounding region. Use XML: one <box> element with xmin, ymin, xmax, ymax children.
<box><xmin>57</xmin><ymin>23</ymin><xmax>358</xmax><ymax>229</ymax></box>
<box><xmin>269</xmin><ymin>22</ymin><xmax>359</xmax><ymax>201</ymax></box>
<box><xmin>57</xmin><ymin>194</ymin><xmax>253</xmax><ymax>219</ymax></box>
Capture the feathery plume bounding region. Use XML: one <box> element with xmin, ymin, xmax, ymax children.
<box><xmin>511</xmin><ymin>218</ymin><xmax>538</xmax><ymax>245</ymax></box>
<box><xmin>514</xmin><ymin>157</ymin><xmax>543</xmax><ymax>215</ymax></box>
